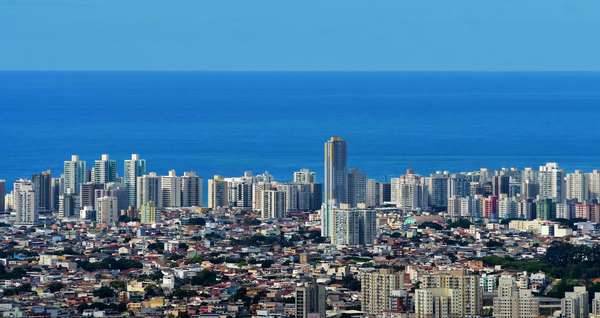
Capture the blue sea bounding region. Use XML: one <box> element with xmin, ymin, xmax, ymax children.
<box><xmin>1</xmin><ymin>72</ymin><xmax>600</xmax><ymax>196</ymax></box>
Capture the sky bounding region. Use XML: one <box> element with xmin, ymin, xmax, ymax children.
<box><xmin>1</xmin><ymin>0</ymin><xmax>600</xmax><ymax>71</ymax></box>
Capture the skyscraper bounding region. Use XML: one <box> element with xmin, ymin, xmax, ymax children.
<box><xmin>181</xmin><ymin>171</ymin><xmax>203</xmax><ymax>207</ymax></box>
<box><xmin>421</xmin><ymin>270</ymin><xmax>482</xmax><ymax>317</ymax></box>
<box><xmin>15</xmin><ymin>189</ymin><xmax>39</xmax><ymax>226</ymax></box>
<box><xmin>347</xmin><ymin>168</ymin><xmax>367</xmax><ymax>208</ymax></box>
<box><xmin>208</xmin><ymin>175</ymin><xmax>228</xmax><ymax>209</ymax></box>
<box><xmin>31</xmin><ymin>170</ymin><xmax>52</xmax><ymax>212</ymax></box>
<box><xmin>539</xmin><ymin>162</ymin><xmax>565</xmax><ymax>202</ymax></box>
<box><xmin>294</xmin><ymin>169</ymin><xmax>317</xmax><ymax>183</ymax></box>
<box><xmin>93</xmin><ymin>154</ymin><xmax>117</xmax><ymax>184</ymax></box>
<box><xmin>361</xmin><ymin>269</ymin><xmax>406</xmax><ymax>314</ymax></box>
<box><xmin>493</xmin><ymin>276</ymin><xmax>539</xmax><ymax>318</ymax></box>
<box><xmin>96</xmin><ymin>196</ymin><xmax>119</xmax><ymax>224</ymax></box>
<box><xmin>124</xmin><ymin>154</ymin><xmax>147</xmax><ymax>208</ymax></box>
<box><xmin>324</xmin><ymin>137</ymin><xmax>347</xmax><ymax>203</ymax></box>
<box><xmin>331</xmin><ymin>209</ymin><xmax>377</xmax><ymax>245</ymax></box>
<box><xmin>0</xmin><ymin>180</ymin><xmax>5</xmax><ymax>212</ymax></box>
<box><xmin>64</xmin><ymin>155</ymin><xmax>87</xmax><ymax>195</ymax></box>
<box><xmin>161</xmin><ymin>170</ymin><xmax>181</xmax><ymax>208</ymax></box>
<box><xmin>295</xmin><ymin>278</ymin><xmax>326</xmax><ymax>318</ymax></box>
<box><xmin>261</xmin><ymin>189</ymin><xmax>286</xmax><ymax>219</ymax></box>
<box><xmin>137</xmin><ymin>172</ymin><xmax>161</xmax><ymax>209</ymax></box>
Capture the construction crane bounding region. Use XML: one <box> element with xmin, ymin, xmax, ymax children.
<box><xmin>383</xmin><ymin>174</ymin><xmax>395</xmax><ymax>182</ymax></box>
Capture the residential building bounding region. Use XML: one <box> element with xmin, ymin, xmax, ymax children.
<box><xmin>324</xmin><ymin>136</ymin><xmax>348</xmax><ymax>203</ymax></box>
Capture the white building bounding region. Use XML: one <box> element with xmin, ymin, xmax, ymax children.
<box><xmin>64</xmin><ymin>155</ymin><xmax>86</xmax><ymax>195</ymax></box>
<box><xmin>96</xmin><ymin>196</ymin><xmax>118</xmax><ymax>224</ymax></box>
<box><xmin>15</xmin><ymin>189</ymin><xmax>39</xmax><ymax>226</ymax></box>
<box><xmin>539</xmin><ymin>163</ymin><xmax>565</xmax><ymax>202</ymax></box>
<box><xmin>124</xmin><ymin>154</ymin><xmax>147</xmax><ymax>208</ymax></box>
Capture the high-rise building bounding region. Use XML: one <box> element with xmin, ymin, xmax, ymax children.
<box><xmin>561</xmin><ymin>286</ymin><xmax>589</xmax><ymax>318</ymax></box>
<box><xmin>517</xmin><ymin>199</ymin><xmax>535</xmax><ymax>220</ymax></box>
<box><xmin>161</xmin><ymin>170</ymin><xmax>181</xmax><ymax>208</ymax></box>
<box><xmin>295</xmin><ymin>278</ymin><xmax>326</xmax><ymax>318</ymax></box>
<box><xmin>108</xmin><ymin>187</ymin><xmax>128</xmax><ymax>213</ymax></box>
<box><xmin>64</xmin><ymin>155</ymin><xmax>87</xmax><ymax>195</ymax></box>
<box><xmin>124</xmin><ymin>154</ymin><xmax>147</xmax><ymax>208</ymax></box>
<box><xmin>347</xmin><ymin>168</ymin><xmax>367</xmax><ymax>208</ymax></box>
<box><xmin>360</xmin><ymin>269</ymin><xmax>405</xmax><ymax>314</ymax></box>
<box><xmin>592</xmin><ymin>292</ymin><xmax>600</xmax><ymax>316</ymax></box>
<box><xmin>324</xmin><ymin>137</ymin><xmax>348</xmax><ymax>203</ymax></box>
<box><xmin>31</xmin><ymin>170</ymin><xmax>52</xmax><ymax>212</ymax></box>
<box><xmin>415</xmin><ymin>288</ymin><xmax>461</xmax><ymax>318</ymax></box>
<box><xmin>0</xmin><ymin>179</ymin><xmax>4</xmax><ymax>212</ymax></box>
<box><xmin>80</xmin><ymin>183</ymin><xmax>105</xmax><ymax>209</ymax></box>
<box><xmin>208</xmin><ymin>175</ymin><xmax>228</xmax><ymax>209</ymax></box>
<box><xmin>539</xmin><ymin>162</ymin><xmax>565</xmax><ymax>202</ymax></box>
<box><xmin>493</xmin><ymin>175</ymin><xmax>510</xmax><ymax>197</ymax></box>
<box><xmin>261</xmin><ymin>189</ymin><xmax>286</xmax><ymax>219</ymax></box>
<box><xmin>51</xmin><ymin>177</ymin><xmax>64</xmax><ymax>212</ymax></box>
<box><xmin>12</xmin><ymin>179</ymin><xmax>33</xmax><ymax>209</ymax></box>
<box><xmin>137</xmin><ymin>172</ymin><xmax>161</xmax><ymax>209</ymax></box>
<box><xmin>366</xmin><ymin>179</ymin><xmax>377</xmax><ymax>207</ymax></box>
<box><xmin>391</xmin><ymin>171</ymin><xmax>428</xmax><ymax>209</ymax></box>
<box><xmin>588</xmin><ymin>170</ymin><xmax>600</xmax><ymax>200</ymax></box>
<box><xmin>96</xmin><ymin>196</ymin><xmax>119</xmax><ymax>224</ymax></box>
<box><xmin>181</xmin><ymin>171</ymin><xmax>203</xmax><ymax>207</ymax></box>
<box><xmin>566</xmin><ymin>170</ymin><xmax>588</xmax><ymax>202</ymax></box>
<box><xmin>421</xmin><ymin>270</ymin><xmax>482</xmax><ymax>317</ymax></box>
<box><xmin>537</xmin><ymin>198</ymin><xmax>556</xmax><ymax>220</ymax></box>
<box><xmin>331</xmin><ymin>209</ymin><xmax>377</xmax><ymax>245</ymax></box>
<box><xmin>448</xmin><ymin>173</ymin><xmax>471</xmax><ymax>198</ymax></box>
<box><xmin>294</xmin><ymin>169</ymin><xmax>317</xmax><ymax>184</ymax></box>
<box><xmin>498</xmin><ymin>197</ymin><xmax>518</xmax><ymax>219</ymax></box>
<box><xmin>483</xmin><ymin>196</ymin><xmax>498</xmax><ymax>218</ymax></box>
<box><xmin>493</xmin><ymin>276</ymin><xmax>539</xmax><ymax>318</ymax></box>
<box><xmin>320</xmin><ymin>199</ymin><xmax>337</xmax><ymax>238</ymax></box>
<box><xmin>93</xmin><ymin>154</ymin><xmax>117</xmax><ymax>184</ymax></box>
<box><xmin>429</xmin><ymin>171</ymin><xmax>450</xmax><ymax>207</ymax></box>
<box><xmin>140</xmin><ymin>201</ymin><xmax>161</xmax><ymax>224</ymax></box>
<box><xmin>59</xmin><ymin>193</ymin><xmax>78</xmax><ymax>219</ymax></box>
<box><xmin>377</xmin><ymin>181</ymin><xmax>391</xmax><ymax>204</ymax></box>
<box><xmin>15</xmin><ymin>189</ymin><xmax>39</xmax><ymax>226</ymax></box>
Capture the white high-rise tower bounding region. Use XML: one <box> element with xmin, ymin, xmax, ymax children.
<box><xmin>64</xmin><ymin>155</ymin><xmax>87</xmax><ymax>195</ymax></box>
<box><xmin>124</xmin><ymin>154</ymin><xmax>147</xmax><ymax>208</ymax></box>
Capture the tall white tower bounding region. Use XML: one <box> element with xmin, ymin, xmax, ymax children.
<box><xmin>124</xmin><ymin>154</ymin><xmax>147</xmax><ymax>208</ymax></box>
<box><xmin>64</xmin><ymin>155</ymin><xmax>86</xmax><ymax>195</ymax></box>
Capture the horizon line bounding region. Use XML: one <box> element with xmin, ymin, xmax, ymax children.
<box><xmin>1</xmin><ymin>70</ymin><xmax>600</xmax><ymax>73</ymax></box>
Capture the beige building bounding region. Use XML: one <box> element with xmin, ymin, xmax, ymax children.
<box><xmin>493</xmin><ymin>276</ymin><xmax>539</xmax><ymax>318</ymax></box>
<box><xmin>415</xmin><ymin>288</ymin><xmax>461</xmax><ymax>318</ymax></box>
<box><xmin>360</xmin><ymin>269</ymin><xmax>405</xmax><ymax>314</ymax></box>
<box><xmin>421</xmin><ymin>270</ymin><xmax>482</xmax><ymax>316</ymax></box>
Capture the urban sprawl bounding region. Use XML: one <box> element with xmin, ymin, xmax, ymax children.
<box><xmin>2</xmin><ymin>137</ymin><xmax>600</xmax><ymax>318</ymax></box>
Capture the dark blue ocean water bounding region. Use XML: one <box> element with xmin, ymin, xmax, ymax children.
<box><xmin>2</xmin><ymin>72</ymin><xmax>600</xmax><ymax>195</ymax></box>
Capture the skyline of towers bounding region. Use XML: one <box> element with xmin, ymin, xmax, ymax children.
<box><xmin>324</xmin><ymin>136</ymin><xmax>347</xmax><ymax>204</ymax></box>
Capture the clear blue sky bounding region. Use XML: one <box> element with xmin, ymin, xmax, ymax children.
<box><xmin>2</xmin><ymin>0</ymin><xmax>600</xmax><ymax>71</ymax></box>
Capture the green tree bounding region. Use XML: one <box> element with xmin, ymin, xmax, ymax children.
<box><xmin>93</xmin><ymin>286</ymin><xmax>115</xmax><ymax>298</ymax></box>
<box><xmin>48</xmin><ymin>282</ymin><xmax>64</xmax><ymax>292</ymax></box>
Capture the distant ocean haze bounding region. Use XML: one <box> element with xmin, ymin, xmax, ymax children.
<box><xmin>1</xmin><ymin>71</ymin><xmax>600</xmax><ymax>203</ymax></box>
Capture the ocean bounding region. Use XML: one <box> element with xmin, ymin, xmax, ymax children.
<box><xmin>1</xmin><ymin>72</ymin><xmax>600</xmax><ymax>196</ymax></box>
